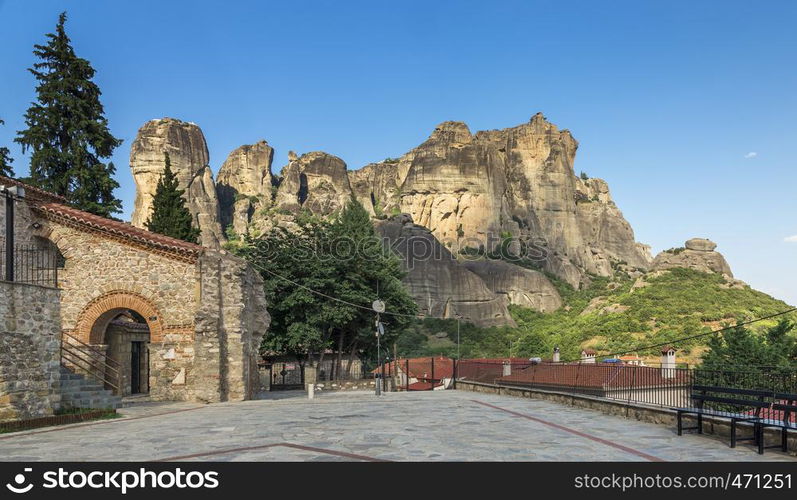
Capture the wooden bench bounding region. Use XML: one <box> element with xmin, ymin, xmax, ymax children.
<box><xmin>674</xmin><ymin>385</ymin><xmax>772</xmax><ymax>453</ymax></box>
<box><xmin>755</xmin><ymin>393</ymin><xmax>797</xmax><ymax>454</ymax></box>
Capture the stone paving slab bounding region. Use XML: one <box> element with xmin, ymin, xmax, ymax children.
<box><xmin>0</xmin><ymin>390</ymin><xmax>794</xmax><ymax>462</ymax></box>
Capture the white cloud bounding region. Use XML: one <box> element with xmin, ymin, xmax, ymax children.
<box><xmin>744</xmin><ymin>151</ymin><xmax>758</xmax><ymax>159</ymax></box>
<box><xmin>785</xmin><ymin>235</ymin><xmax>797</xmax><ymax>243</ymax></box>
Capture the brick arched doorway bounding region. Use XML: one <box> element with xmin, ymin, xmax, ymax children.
<box><xmin>72</xmin><ymin>291</ymin><xmax>164</xmax><ymax>396</ymax></box>
<box><xmin>74</xmin><ymin>291</ymin><xmax>164</xmax><ymax>345</ymax></box>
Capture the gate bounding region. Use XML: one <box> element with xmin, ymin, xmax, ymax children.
<box><xmin>270</xmin><ymin>361</ymin><xmax>304</xmax><ymax>390</ymax></box>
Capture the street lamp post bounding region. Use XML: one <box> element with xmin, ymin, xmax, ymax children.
<box><xmin>372</xmin><ymin>299</ymin><xmax>385</xmax><ymax>396</ymax></box>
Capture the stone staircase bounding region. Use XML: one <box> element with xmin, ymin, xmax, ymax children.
<box><xmin>59</xmin><ymin>366</ymin><xmax>122</xmax><ymax>410</ymax></box>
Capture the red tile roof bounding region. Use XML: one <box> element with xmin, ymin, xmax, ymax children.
<box><xmin>0</xmin><ymin>175</ymin><xmax>66</xmax><ymax>204</ymax></box>
<box><xmin>497</xmin><ymin>363</ymin><xmax>690</xmax><ymax>390</ymax></box>
<box><xmin>33</xmin><ymin>201</ymin><xmax>203</xmax><ymax>260</ymax></box>
<box><xmin>3</xmin><ymin>175</ymin><xmax>203</xmax><ymax>260</ymax></box>
<box><xmin>453</xmin><ymin>358</ymin><xmax>535</xmax><ymax>383</ymax></box>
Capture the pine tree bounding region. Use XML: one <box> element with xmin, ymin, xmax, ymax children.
<box><xmin>145</xmin><ymin>152</ymin><xmax>200</xmax><ymax>244</ymax></box>
<box><xmin>15</xmin><ymin>11</ymin><xmax>122</xmax><ymax>217</ymax></box>
<box><xmin>0</xmin><ymin>119</ymin><xmax>13</xmax><ymax>177</ymax></box>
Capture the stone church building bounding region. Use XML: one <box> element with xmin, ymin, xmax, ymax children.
<box><xmin>0</xmin><ymin>175</ymin><xmax>269</xmax><ymax>409</ymax></box>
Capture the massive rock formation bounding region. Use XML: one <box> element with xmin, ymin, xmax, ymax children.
<box><xmin>216</xmin><ymin>141</ymin><xmax>275</xmax><ymax>236</ymax></box>
<box><xmin>376</xmin><ymin>215</ymin><xmax>514</xmax><ymax>327</ymax></box>
<box><xmin>348</xmin><ymin>113</ymin><xmax>651</xmax><ymax>288</ymax></box>
<box><xmin>273</xmin><ymin>151</ymin><xmax>353</xmax><ymax>216</ymax></box>
<box><xmin>129</xmin><ymin>113</ymin><xmax>655</xmax><ymax>326</ymax></box>
<box><xmin>130</xmin><ymin>118</ymin><xmax>225</xmax><ymax>248</ymax></box>
<box><xmin>462</xmin><ymin>259</ymin><xmax>562</xmax><ymax>312</ymax></box>
<box><xmin>652</xmin><ymin>238</ymin><xmax>734</xmax><ymax>276</ymax></box>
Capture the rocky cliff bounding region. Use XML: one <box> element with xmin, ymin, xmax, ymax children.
<box><xmin>128</xmin><ymin>114</ymin><xmax>665</xmax><ymax>326</ymax></box>
<box><xmin>216</xmin><ymin>141</ymin><xmax>275</xmax><ymax>236</ymax></box>
<box><xmin>462</xmin><ymin>259</ymin><xmax>563</xmax><ymax>312</ymax></box>
<box><xmin>130</xmin><ymin>118</ymin><xmax>225</xmax><ymax>248</ymax></box>
<box><xmin>652</xmin><ymin>238</ymin><xmax>735</xmax><ymax>277</ymax></box>
<box><xmin>376</xmin><ymin>214</ymin><xmax>515</xmax><ymax>327</ymax></box>
<box><xmin>273</xmin><ymin>151</ymin><xmax>353</xmax><ymax>216</ymax></box>
<box><xmin>348</xmin><ymin>113</ymin><xmax>651</xmax><ymax>288</ymax></box>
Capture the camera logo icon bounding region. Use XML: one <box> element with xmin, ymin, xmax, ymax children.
<box><xmin>6</xmin><ymin>468</ymin><xmax>34</xmax><ymax>494</ymax></box>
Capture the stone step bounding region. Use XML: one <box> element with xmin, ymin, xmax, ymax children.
<box><xmin>58</xmin><ymin>364</ymin><xmax>122</xmax><ymax>411</ymax></box>
<box><xmin>61</xmin><ymin>390</ymin><xmax>114</xmax><ymax>400</ymax></box>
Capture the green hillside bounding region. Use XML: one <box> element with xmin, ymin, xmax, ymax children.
<box><xmin>396</xmin><ymin>268</ymin><xmax>796</xmax><ymax>365</ymax></box>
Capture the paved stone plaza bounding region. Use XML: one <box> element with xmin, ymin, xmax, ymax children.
<box><xmin>0</xmin><ymin>390</ymin><xmax>794</xmax><ymax>462</ymax></box>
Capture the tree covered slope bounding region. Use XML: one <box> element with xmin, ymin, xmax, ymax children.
<box><xmin>398</xmin><ymin>268</ymin><xmax>795</xmax><ymax>365</ymax></box>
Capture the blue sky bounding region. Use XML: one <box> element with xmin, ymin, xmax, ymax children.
<box><xmin>1</xmin><ymin>0</ymin><xmax>795</xmax><ymax>305</ymax></box>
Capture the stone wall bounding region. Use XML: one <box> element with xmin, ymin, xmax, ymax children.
<box><xmin>0</xmin><ymin>281</ymin><xmax>62</xmax><ymax>422</ymax></box>
<box><xmin>191</xmin><ymin>251</ymin><xmax>269</xmax><ymax>402</ymax></box>
<box><xmin>40</xmin><ymin>221</ymin><xmax>199</xmax><ymax>338</ymax></box>
<box><xmin>0</xmin><ymin>196</ymin><xmax>35</xmax><ymax>245</ymax></box>
<box><xmin>22</xmin><ymin>198</ymin><xmax>269</xmax><ymax>404</ymax></box>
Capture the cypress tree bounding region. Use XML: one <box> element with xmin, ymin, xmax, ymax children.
<box><xmin>0</xmin><ymin>119</ymin><xmax>13</xmax><ymax>177</ymax></box>
<box><xmin>15</xmin><ymin>11</ymin><xmax>122</xmax><ymax>217</ymax></box>
<box><xmin>145</xmin><ymin>152</ymin><xmax>200</xmax><ymax>244</ymax></box>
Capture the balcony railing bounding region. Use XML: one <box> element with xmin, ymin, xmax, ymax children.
<box><xmin>0</xmin><ymin>242</ymin><xmax>62</xmax><ymax>287</ymax></box>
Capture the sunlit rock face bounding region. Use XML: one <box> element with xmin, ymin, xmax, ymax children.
<box><xmin>217</xmin><ymin>141</ymin><xmax>275</xmax><ymax>236</ymax></box>
<box><xmin>130</xmin><ymin>118</ymin><xmax>224</xmax><ymax>248</ymax></box>
<box><xmin>652</xmin><ymin>238</ymin><xmax>734</xmax><ymax>277</ymax></box>
<box><xmin>273</xmin><ymin>151</ymin><xmax>353</xmax><ymax>217</ymax></box>
<box><xmin>127</xmin><ymin>113</ymin><xmax>653</xmax><ymax>326</ymax></box>
<box><xmin>351</xmin><ymin>113</ymin><xmax>651</xmax><ymax>288</ymax></box>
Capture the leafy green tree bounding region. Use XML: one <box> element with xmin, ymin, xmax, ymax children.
<box><xmin>327</xmin><ymin>198</ymin><xmax>417</xmax><ymax>370</ymax></box>
<box><xmin>238</xmin><ymin>198</ymin><xmax>417</xmax><ymax>374</ymax></box>
<box><xmin>145</xmin><ymin>152</ymin><xmax>200</xmax><ymax>243</ymax></box>
<box><xmin>15</xmin><ymin>12</ymin><xmax>122</xmax><ymax>217</ymax></box>
<box><xmin>0</xmin><ymin>119</ymin><xmax>13</xmax><ymax>177</ymax></box>
<box><xmin>701</xmin><ymin>320</ymin><xmax>796</xmax><ymax>372</ymax></box>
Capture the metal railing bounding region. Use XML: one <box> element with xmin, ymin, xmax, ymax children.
<box><xmin>379</xmin><ymin>357</ymin><xmax>454</xmax><ymax>392</ymax></box>
<box><xmin>316</xmin><ymin>360</ymin><xmax>368</xmax><ymax>382</ymax></box>
<box><xmin>0</xmin><ymin>242</ymin><xmax>61</xmax><ymax>287</ymax></box>
<box><xmin>455</xmin><ymin>360</ymin><xmax>797</xmax><ymax>416</ymax></box>
<box><xmin>60</xmin><ymin>332</ymin><xmax>121</xmax><ymax>394</ymax></box>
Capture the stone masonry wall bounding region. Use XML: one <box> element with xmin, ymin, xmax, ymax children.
<box><xmin>40</xmin><ymin>222</ymin><xmax>199</xmax><ymax>336</ymax></box>
<box><xmin>191</xmin><ymin>251</ymin><xmax>269</xmax><ymax>402</ymax></box>
<box><xmin>0</xmin><ymin>281</ymin><xmax>62</xmax><ymax>422</ymax></box>
<box><xmin>7</xmin><ymin>197</ymin><xmax>271</xmax><ymax>404</ymax></box>
<box><xmin>0</xmin><ymin>192</ymin><xmax>36</xmax><ymax>247</ymax></box>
